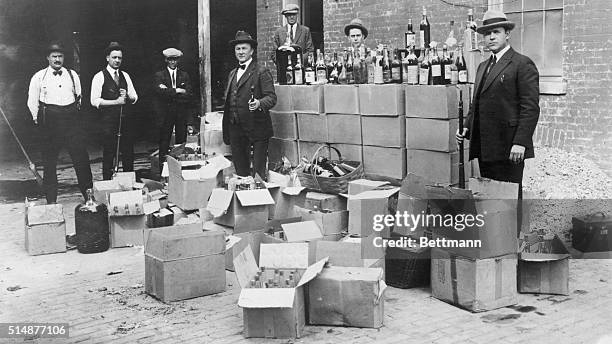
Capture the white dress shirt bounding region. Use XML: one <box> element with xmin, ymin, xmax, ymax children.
<box><xmin>90</xmin><ymin>65</ymin><xmax>138</xmax><ymax>109</ymax></box>
<box><xmin>236</xmin><ymin>58</ymin><xmax>253</xmax><ymax>82</ymax></box>
<box><xmin>27</xmin><ymin>66</ymin><xmax>81</xmax><ymax>120</ymax></box>
<box><xmin>167</xmin><ymin>67</ymin><xmax>177</xmax><ymax>88</ymax></box>
<box><xmin>493</xmin><ymin>44</ymin><xmax>511</xmax><ymax>63</ymax></box>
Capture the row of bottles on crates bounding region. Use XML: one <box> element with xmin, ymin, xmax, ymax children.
<box><xmin>279</xmin><ymin>7</ymin><xmax>481</xmax><ymax>86</ymax></box>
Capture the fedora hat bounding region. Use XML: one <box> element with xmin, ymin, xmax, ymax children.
<box><xmin>105</xmin><ymin>41</ymin><xmax>124</xmax><ymax>55</ymax></box>
<box><xmin>281</xmin><ymin>4</ymin><xmax>299</xmax><ymax>15</ymax></box>
<box><xmin>344</xmin><ymin>18</ymin><xmax>368</xmax><ymax>38</ymax></box>
<box><xmin>46</xmin><ymin>41</ymin><xmax>65</xmax><ymax>54</ymax></box>
<box><xmin>229</xmin><ymin>31</ymin><xmax>258</xmax><ymax>49</ymax></box>
<box><xmin>476</xmin><ymin>10</ymin><xmax>515</xmax><ymax>34</ymax></box>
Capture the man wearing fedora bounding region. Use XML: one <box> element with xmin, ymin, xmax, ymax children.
<box><xmin>27</xmin><ymin>41</ymin><xmax>93</xmax><ymax>203</ymax></box>
<box><xmin>152</xmin><ymin>47</ymin><xmax>194</xmax><ymax>165</ymax></box>
<box><xmin>344</xmin><ymin>18</ymin><xmax>369</xmax><ymax>52</ymax></box>
<box><xmin>223</xmin><ymin>31</ymin><xmax>277</xmax><ymax>179</ymax></box>
<box><xmin>271</xmin><ymin>4</ymin><xmax>314</xmax><ymax>63</ymax></box>
<box><xmin>457</xmin><ymin>10</ymin><xmax>539</xmax><ymax>193</ymax></box>
<box><xmin>90</xmin><ymin>42</ymin><xmax>138</xmax><ymax>180</ymax></box>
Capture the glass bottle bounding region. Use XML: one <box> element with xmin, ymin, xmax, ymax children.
<box><xmin>405</xmin><ymin>18</ymin><xmax>416</xmax><ymax>49</ymax></box>
<box><xmin>419</xmin><ymin>6</ymin><xmax>431</xmax><ymax>50</ymax></box>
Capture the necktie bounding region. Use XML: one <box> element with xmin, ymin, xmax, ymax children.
<box><xmin>484</xmin><ymin>55</ymin><xmax>497</xmax><ymax>80</ymax></box>
<box><xmin>53</xmin><ymin>70</ymin><xmax>62</xmax><ymax>76</ymax></box>
<box><xmin>290</xmin><ymin>24</ymin><xmax>294</xmax><ymax>42</ymax></box>
<box><xmin>238</xmin><ymin>64</ymin><xmax>247</xmax><ymax>70</ymax></box>
<box><xmin>113</xmin><ymin>70</ymin><xmax>120</xmax><ymax>85</ymax></box>
<box><xmin>171</xmin><ymin>71</ymin><xmax>176</xmax><ymax>88</ymax></box>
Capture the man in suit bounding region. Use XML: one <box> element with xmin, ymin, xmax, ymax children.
<box><xmin>344</xmin><ymin>18</ymin><xmax>369</xmax><ymax>52</ymax></box>
<box><xmin>152</xmin><ymin>47</ymin><xmax>194</xmax><ymax>164</ymax></box>
<box><xmin>223</xmin><ymin>31</ymin><xmax>277</xmax><ymax>179</ymax></box>
<box><xmin>456</xmin><ymin>10</ymin><xmax>539</xmax><ymax>192</ymax></box>
<box><xmin>90</xmin><ymin>42</ymin><xmax>138</xmax><ymax>180</ymax></box>
<box><xmin>271</xmin><ymin>4</ymin><xmax>314</xmax><ymax>63</ymax></box>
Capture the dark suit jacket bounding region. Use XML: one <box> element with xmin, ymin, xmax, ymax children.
<box><xmin>152</xmin><ymin>68</ymin><xmax>194</xmax><ymax>128</ymax></box>
<box><xmin>465</xmin><ymin>47</ymin><xmax>539</xmax><ymax>162</ymax></box>
<box><xmin>271</xmin><ymin>24</ymin><xmax>314</xmax><ymax>63</ymax></box>
<box><xmin>222</xmin><ymin>60</ymin><xmax>277</xmax><ymax>145</ymax></box>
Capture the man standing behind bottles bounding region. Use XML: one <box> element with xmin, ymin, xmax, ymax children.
<box><xmin>27</xmin><ymin>41</ymin><xmax>93</xmax><ymax>203</ymax></box>
<box><xmin>344</xmin><ymin>18</ymin><xmax>368</xmax><ymax>51</ymax></box>
<box><xmin>271</xmin><ymin>4</ymin><xmax>314</xmax><ymax>63</ymax></box>
<box><xmin>90</xmin><ymin>42</ymin><xmax>138</xmax><ymax>180</ymax></box>
<box><xmin>152</xmin><ymin>47</ymin><xmax>194</xmax><ymax>165</ymax></box>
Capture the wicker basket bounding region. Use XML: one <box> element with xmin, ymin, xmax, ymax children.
<box><xmin>385</xmin><ymin>232</ymin><xmax>431</xmax><ymax>289</ymax></box>
<box><xmin>296</xmin><ymin>145</ymin><xmax>364</xmax><ymax>194</ymax></box>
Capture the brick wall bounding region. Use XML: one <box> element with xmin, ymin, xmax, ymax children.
<box><xmin>256</xmin><ymin>0</ymin><xmax>284</xmax><ymax>76</ymax></box>
<box><xmin>256</xmin><ymin>0</ymin><xmax>612</xmax><ymax>174</ymax></box>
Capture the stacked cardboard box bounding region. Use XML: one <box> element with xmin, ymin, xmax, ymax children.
<box><xmin>405</xmin><ymin>84</ymin><xmax>472</xmax><ymax>185</ymax></box>
<box><xmin>324</xmin><ymin>85</ymin><xmax>363</xmax><ymax>165</ymax></box>
<box><xmin>24</xmin><ymin>203</ymin><xmax>66</xmax><ymax>255</ymax></box>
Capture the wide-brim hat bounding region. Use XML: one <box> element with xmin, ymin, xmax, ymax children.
<box><xmin>163</xmin><ymin>47</ymin><xmax>183</xmax><ymax>58</ymax></box>
<box><xmin>46</xmin><ymin>41</ymin><xmax>65</xmax><ymax>54</ymax></box>
<box><xmin>281</xmin><ymin>4</ymin><xmax>299</xmax><ymax>15</ymax></box>
<box><xmin>344</xmin><ymin>18</ymin><xmax>368</xmax><ymax>38</ymax></box>
<box><xmin>476</xmin><ymin>10</ymin><xmax>515</xmax><ymax>34</ymax></box>
<box><xmin>105</xmin><ymin>41</ymin><xmax>124</xmax><ymax>55</ymax></box>
<box><xmin>229</xmin><ymin>31</ymin><xmax>258</xmax><ymax>49</ymax></box>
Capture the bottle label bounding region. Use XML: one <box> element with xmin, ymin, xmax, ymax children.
<box><xmin>294</xmin><ymin>70</ymin><xmax>303</xmax><ymax>84</ymax></box>
<box><xmin>408</xmin><ymin>65</ymin><xmax>419</xmax><ymax>84</ymax></box>
<box><xmin>374</xmin><ymin>66</ymin><xmax>384</xmax><ymax>84</ymax></box>
<box><xmin>432</xmin><ymin>64</ymin><xmax>441</xmax><ymax>77</ymax></box>
<box><xmin>459</xmin><ymin>70</ymin><xmax>468</xmax><ymax>83</ymax></box>
<box><xmin>451</xmin><ymin>70</ymin><xmax>459</xmax><ymax>84</ymax></box>
<box><xmin>419</xmin><ymin>67</ymin><xmax>429</xmax><ymax>85</ymax></box>
<box><xmin>305</xmin><ymin>71</ymin><xmax>315</xmax><ymax>84</ymax></box>
<box><xmin>406</xmin><ymin>33</ymin><xmax>415</xmax><ymax>48</ymax></box>
<box><xmin>286</xmin><ymin>71</ymin><xmax>293</xmax><ymax>84</ymax></box>
<box><xmin>420</xmin><ymin>31</ymin><xmax>425</xmax><ymax>48</ymax></box>
<box><xmin>392</xmin><ymin>67</ymin><xmax>401</xmax><ymax>81</ymax></box>
<box><xmin>445</xmin><ymin>65</ymin><xmax>452</xmax><ymax>79</ymax></box>
<box><xmin>316</xmin><ymin>70</ymin><xmax>327</xmax><ymax>82</ymax></box>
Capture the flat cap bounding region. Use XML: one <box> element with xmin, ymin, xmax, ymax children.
<box><xmin>281</xmin><ymin>4</ymin><xmax>299</xmax><ymax>15</ymax></box>
<box><xmin>162</xmin><ymin>48</ymin><xmax>183</xmax><ymax>58</ymax></box>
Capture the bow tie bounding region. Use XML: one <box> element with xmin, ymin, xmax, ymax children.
<box><xmin>238</xmin><ymin>64</ymin><xmax>247</xmax><ymax>70</ymax></box>
<box><xmin>53</xmin><ymin>70</ymin><xmax>63</xmax><ymax>76</ymax></box>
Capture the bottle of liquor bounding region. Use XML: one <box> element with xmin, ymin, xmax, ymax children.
<box><xmin>338</xmin><ymin>55</ymin><xmax>347</xmax><ymax>84</ymax></box>
<box><xmin>419</xmin><ymin>6</ymin><xmax>431</xmax><ymax>50</ymax></box>
<box><xmin>419</xmin><ymin>48</ymin><xmax>430</xmax><ymax>85</ymax></box>
<box><xmin>405</xmin><ymin>18</ymin><xmax>416</xmax><ymax>49</ymax></box>
<box><xmin>367</xmin><ymin>50</ymin><xmax>376</xmax><ymax>84</ymax></box>
<box><xmin>353</xmin><ymin>50</ymin><xmax>362</xmax><ymax>84</ymax></box>
<box><xmin>329</xmin><ymin>52</ymin><xmax>339</xmax><ymax>84</ymax></box>
<box><xmin>442</xmin><ymin>45</ymin><xmax>452</xmax><ymax>85</ymax></box>
<box><xmin>430</xmin><ymin>46</ymin><xmax>442</xmax><ymax>85</ymax></box>
<box><xmin>304</xmin><ymin>53</ymin><xmax>316</xmax><ymax>84</ymax></box>
<box><xmin>346</xmin><ymin>50</ymin><xmax>354</xmax><ymax>84</ymax></box>
<box><xmin>391</xmin><ymin>48</ymin><xmax>402</xmax><ymax>84</ymax></box>
<box><xmin>294</xmin><ymin>54</ymin><xmax>303</xmax><ymax>85</ymax></box>
<box><xmin>406</xmin><ymin>46</ymin><xmax>419</xmax><ymax>85</ymax></box>
<box><xmin>401</xmin><ymin>49</ymin><xmax>409</xmax><ymax>84</ymax></box>
<box><xmin>315</xmin><ymin>49</ymin><xmax>327</xmax><ymax>83</ymax></box>
<box><xmin>456</xmin><ymin>43</ymin><xmax>468</xmax><ymax>84</ymax></box>
<box><xmin>445</xmin><ymin>21</ymin><xmax>458</xmax><ymax>51</ymax></box>
<box><xmin>325</xmin><ymin>54</ymin><xmax>334</xmax><ymax>82</ymax></box>
<box><xmin>360</xmin><ymin>47</ymin><xmax>368</xmax><ymax>84</ymax></box>
<box><xmin>382</xmin><ymin>48</ymin><xmax>391</xmax><ymax>83</ymax></box>
<box><xmin>464</xmin><ymin>9</ymin><xmax>479</xmax><ymax>51</ymax></box>
<box><xmin>286</xmin><ymin>54</ymin><xmax>294</xmax><ymax>85</ymax></box>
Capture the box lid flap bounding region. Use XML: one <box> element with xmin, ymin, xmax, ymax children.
<box><xmin>352</xmin><ymin>187</ymin><xmax>400</xmax><ymax>200</ymax></box>
<box><xmin>93</xmin><ymin>180</ymin><xmax>121</xmax><ymax>192</ymax></box>
<box><xmin>267</xmin><ymin>170</ymin><xmax>289</xmax><ymax>187</ymax></box>
<box><xmin>259</xmin><ymin>243</ymin><xmax>309</xmax><ymax>269</ymax></box>
<box><xmin>297</xmin><ymin>257</ymin><xmax>328</xmax><ymax>287</ymax></box>
<box><xmin>469</xmin><ymin>177</ymin><xmax>519</xmax><ymax>199</ymax></box>
<box><xmin>349</xmin><ymin>179</ymin><xmax>391</xmax><ymax>195</ymax></box>
<box><xmin>520</xmin><ymin>253</ymin><xmax>571</xmax><ymax>261</ymax></box>
<box><xmin>233</xmin><ymin>244</ymin><xmax>259</xmax><ymax>288</ymax></box>
<box><xmin>399</xmin><ymin>173</ymin><xmax>429</xmax><ymax>199</ymax></box>
<box><xmin>226</xmin><ymin>235</ymin><xmax>242</xmax><ymax>250</ymax></box>
<box><xmin>265</xmin><ymin>217</ymin><xmax>304</xmax><ymax>233</ymax></box>
<box><xmin>143</xmin><ymin>200</ymin><xmax>161</xmax><ymax>215</ymax></box>
<box><xmin>206</xmin><ymin>188</ymin><xmax>234</xmax><ymax>216</ymax></box>
<box><xmin>26</xmin><ymin>203</ymin><xmax>64</xmax><ymax>225</ymax></box>
<box><xmin>282</xmin><ymin>186</ymin><xmax>306</xmax><ymax>196</ymax></box>
<box><xmin>198</xmin><ymin>155</ymin><xmax>232</xmax><ymax>180</ymax></box>
<box><xmin>235</xmin><ymin>189</ymin><xmax>275</xmax><ymax>206</ymax></box>
<box><xmin>238</xmin><ymin>288</ymin><xmax>296</xmax><ymax>308</ymax></box>
<box><xmin>282</xmin><ymin>221</ymin><xmax>323</xmax><ymax>242</ymax></box>
<box><xmin>112</xmin><ymin>172</ymin><xmax>135</xmax><ymax>190</ymax></box>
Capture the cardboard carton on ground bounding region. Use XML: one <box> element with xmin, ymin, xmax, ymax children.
<box><xmin>144</xmin><ymin>223</ymin><xmax>225</xmax><ymax>302</ymax></box>
<box><xmin>324</xmin><ymin>84</ymin><xmax>360</xmax><ymax>114</ymax></box>
<box><xmin>207</xmin><ymin>188</ymin><xmax>275</xmax><ymax>233</ymax></box>
<box><xmin>431</xmin><ymin>248</ymin><xmax>518</xmax><ymax>312</ymax></box>
<box><xmin>267</xmin><ymin>185</ymin><xmax>307</xmax><ymax>220</ymax></box>
<box><xmin>348</xmin><ymin>188</ymin><xmax>400</xmax><ymax>238</ymax></box>
<box><xmin>348</xmin><ymin>179</ymin><xmax>391</xmax><ymax>196</ymax></box>
<box><xmin>395</xmin><ymin>174</ymin><xmax>430</xmax><ymax>237</ymax></box>
<box><xmin>24</xmin><ymin>203</ymin><xmax>66</xmax><ymax>255</ymax></box>
<box><xmin>327</xmin><ymin>114</ymin><xmax>362</xmax><ymax>145</ymax></box>
<box><xmin>272</xmin><ymin>85</ymin><xmax>293</xmax><ymax>111</ymax></box>
<box><xmin>362</xmin><ymin>146</ymin><xmax>407</xmax><ymax>180</ymax></box>
<box><xmin>234</xmin><ymin>243</ymin><xmax>328</xmax><ymax>338</ymax></box>
<box><xmin>167</xmin><ymin>155</ymin><xmax>230</xmax><ymax>211</ymax></box>
<box><xmin>359</xmin><ymin>84</ymin><xmax>405</xmax><ymax>116</ymax></box>
<box><xmin>112</xmin><ymin>172</ymin><xmax>136</xmax><ymax>190</ymax></box>
<box><xmin>314</xmin><ymin>235</ymin><xmax>385</xmax><ymax>269</ymax></box>
<box><xmin>406</xmin><ymin>149</ymin><xmax>470</xmax><ymax>185</ymax></box>
<box><xmin>269</xmin><ymin>138</ymin><xmax>300</xmax><ymax>166</ymax></box>
<box><xmin>518</xmin><ymin>234</ymin><xmax>570</xmax><ymax>295</ymax></box>
<box><xmin>265</xmin><ymin>219</ymin><xmax>343</xmax><ymax>263</ymax></box>
<box><xmin>225</xmin><ymin>229</ymin><xmax>267</xmax><ymax>271</ymax></box>
<box><xmin>297</xmin><ymin>113</ymin><xmax>328</xmax><ymax>142</ymax></box>
<box><xmin>293</xmin><ymin>205</ymin><xmax>348</xmax><ymax>236</ymax></box>
<box><xmin>308</xmin><ymin>266</ymin><xmax>386</xmax><ymax>328</ymax></box>
<box><xmin>108</xmin><ymin>190</ymin><xmax>145</xmax><ymax>217</ymax></box>
<box><xmin>304</xmin><ymin>191</ymin><xmax>347</xmax><ymax>212</ymax></box>
<box><xmin>270</xmin><ymin>111</ymin><xmax>298</xmax><ymax>140</ymax></box>
<box><xmin>406</xmin><ymin>118</ymin><xmax>459</xmax><ymax>152</ymax></box>
<box><xmin>405</xmin><ymin>85</ymin><xmax>463</xmax><ymax>119</ymax></box>
<box><xmin>291</xmin><ymin>85</ymin><xmax>324</xmax><ymax>113</ymax></box>
<box><xmin>361</xmin><ymin>116</ymin><xmax>406</xmax><ymax>148</ymax></box>
<box><xmin>93</xmin><ymin>180</ymin><xmax>122</xmax><ymax>205</ymax></box>
<box><xmin>109</xmin><ymin>215</ymin><xmax>146</xmax><ymax>248</ymax></box>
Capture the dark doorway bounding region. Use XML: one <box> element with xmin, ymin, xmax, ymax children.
<box><xmin>301</xmin><ymin>0</ymin><xmax>324</xmax><ymax>52</ymax></box>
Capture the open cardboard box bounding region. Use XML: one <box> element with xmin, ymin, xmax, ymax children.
<box><xmin>234</xmin><ymin>243</ymin><xmax>328</xmax><ymax>338</ymax></box>
<box><xmin>108</xmin><ymin>190</ymin><xmax>145</xmax><ymax>216</ymax></box>
<box><xmin>207</xmin><ymin>188</ymin><xmax>275</xmax><ymax>233</ymax></box>
<box><xmin>348</xmin><ymin>187</ymin><xmax>400</xmax><ymax>238</ymax></box>
<box><xmin>267</xmin><ymin>184</ymin><xmax>307</xmax><ymax>220</ymax></box>
<box><xmin>519</xmin><ymin>234</ymin><xmax>570</xmax><ymax>295</ymax></box>
<box><xmin>293</xmin><ymin>205</ymin><xmax>348</xmax><ymax>236</ymax></box>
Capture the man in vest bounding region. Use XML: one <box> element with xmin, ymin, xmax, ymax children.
<box><xmin>271</xmin><ymin>4</ymin><xmax>314</xmax><ymax>63</ymax></box>
<box><xmin>90</xmin><ymin>42</ymin><xmax>138</xmax><ymax>180</ymax></box>
<box><xmin>223</xmin><ymin>31</ymin><xmax>277</xmax><ymax>179</ymax></box>
<box><xmin>27</xmin><ymin>41</ymin><xmax>93</xmax><ymax>203</ymax></box>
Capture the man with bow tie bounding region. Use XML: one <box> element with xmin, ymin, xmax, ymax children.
<box><xmin>223</xmin><ymin>31</ymin><xmax>277</xmax><ymax>179</ymax></box>
<box><xmin>456</xmin><ymin>10</ymin><xmax>539</xmax><ymax>194</ymax></box>
<box><xmin>27</xmin><ymin>41</ymin><xmax>93</xmax><ymax>203</ymax></box>
<box><xmin>90</xmin><ymin>41</ymin><xmax>138</xmax><ymax>180</ymax></box>
<box><xmin>152</xmin><ymin>47</ymin><xmax>194</xmax><ymax>165</ymax></box>
<box><xmin>271</xmin><ymin>4</ymin><xmax>314</xmax><ymax>64</ymax></box>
